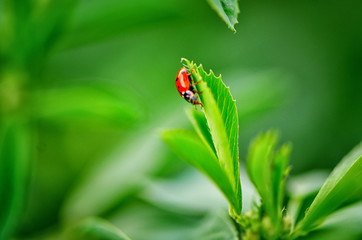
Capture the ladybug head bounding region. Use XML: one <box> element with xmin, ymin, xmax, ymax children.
<box><xmin>182</xmin><ymin>90</ymin><xmax>197</xmax><ymax>104</ymax></box>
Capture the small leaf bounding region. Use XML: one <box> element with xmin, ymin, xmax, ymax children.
<box><xmin>294</xmin><ymin>142</ymin><xmax>362</xmax><ymax>235</ymax></box>
<box><xmin>246</xmin><ymin>130</ymin><xmax>291</xmax><ymax>231</ymax></box>
<box><xmin>272</xmin><ymin>143</ymin><xmax>292</xmax><ymax>214</ymax></box>
<box><xmin>206</xmin><ymin>0</ymin><xmax>240</xmax><ymax>32</ymax></box>
<box><xmin>192</xmin><ymin>211</ymin><xmax>238</xmax><ymax>240</ymax></box>
<box><xmin>182</xmin><ymin>58</ymin><xmax>241</xmax><ymax>216</ymax></box>
<box><xmin>162</xmin><ymin>129</ymin><xmax>239</xmax><ymax>212</ymax></box>
<box><xmin>246</xmin><ymin>131</ymin><xmax>278</xmax><ymax>221</ymax></box>
<box><xmin>70</xmin><ymin>217</ymin><xmax>131</xmax><ymax>240</ymax></box>
<box><xmin>0</xmin><ymin>119</ymin><xmax>31</xmax><ymax>239</ymax></box>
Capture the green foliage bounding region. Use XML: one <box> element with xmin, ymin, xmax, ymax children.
<box><xmin>69</xmin><ymin>217</ymin><xmax>131</xmax><ymax>240</ymax></box>
<box><xmin>286</xmin><ymin>171</ymin><xmax>329</xmax><ymax>226</ymax></box>
<box><xmin>30</xmin><ymin>83</ymin><xmax>143</xmax><ymax>127</ymax></box>
<box><xmin>162</xmin><ymin>130</ymin><xmax>238</xmax><ymax>214</ymax></box>
<box><xmin>0</xmin><ymin>1</ymin><xmax>361</xmax><ymax>239</ymax></box>
<box><xmin>164</xmin><ymin>59</ymin><xmax>362</xmax><ymax>240</ymax></box>
<box><xmin>183</xmin><ymin>58</ymin><xmax>242</xmax><ymax>216</ymax></box>
<box><xmin>298</xmin><ymin>202</ymin><xmax>362</xmax><ymax>240</ymax></box>
<box><xmin>294</xmin><ymin>142</ymin><xmax>362</xmax><ymax>236</ymax></box>
<box><xmin>206</xmin><ymin>0</ymin><xmax>240</xmax><ymax>32</ymax></box>
<box><xmin>246</xmin><ymin>131</ymin><xmax>291</xmax><ymax>228</ymax></box>
<box><xmin>0</xmin><ymin>119</ymin><xmax>30</xmax><ymax>239</ymax></box>
<box><xmin>164</xmin><ymin>58</ymin><xmax>242</xmax><ymax>217</ymax></box>
<box><xmin>62</xmin><ymin>128</ymin><xmax>163</xmax><ymax>222</ymax></box>
<box><xmin>187</xmin><ymin>109</ymin><xmax>216</xmax><ymax>155</ymax></box>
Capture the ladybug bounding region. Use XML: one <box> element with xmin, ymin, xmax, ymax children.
<box><xmin>175</xmin><ymin>67</ymin><xmax>203</xmax><ymax>108</ymax></box>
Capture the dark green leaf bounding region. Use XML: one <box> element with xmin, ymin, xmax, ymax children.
<box><xmin>0</xmin><ymin>119</ymin><xmax>31</xmax><ymax>239</ymax></box>
<box><xmin>206</xmin><ymin>0</ymin><xmax>239</xmax><ymax>32</ymax></box>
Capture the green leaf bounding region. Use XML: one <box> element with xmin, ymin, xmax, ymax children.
<box><xmin>192</xmin><ymin>211</ymin><xmax>238</xmax><ymax>240</ymax></box>
<box><xmin>30</xmin><ymin>83</ymin><xmax>143</xmax><ymax>127</ymax></box>
<box><xmin>187</xmin><ymin>109</ymin><xmax>216</xmax><ymax>155</ymax></box>
<box><xmin>182</xmin><ymin>58</ymin><xmax>241</xmax><ymax>216</ymax></box>
<box><xmin>206</xmin><ymin>0</ymin><xmax>239</xmax><ymax>32</ymax></box>
<box><xmin>69</xmin><ymin>217</ymin><xmax>131</xmax><ymax>240</ymax></box>
<box><xmin>246</xmin><ymin>131</ymin><xmax>291</xmax><ymax>227</ymax></box>
<box><xmin>0</xmin><ymin>119</ymin><xmax>31</xmax><ymax>239</ymax></box>
<box><xmin>247</xmin><ymin>131</ymin><xmax>277</xmax><ymax>221</ymax></box>
<box><xmin>297</xmin><ymin>202</ymin><xmax>362</xmax><ymax>240</ymax></box>
<box><xmin>272</xmin><ymin>143</ymin><xmax>292</xmax><ymax>214</ymax></box>
<box><xmin>286</xmin><ymin>171</ymin><xmax>329</xmax><ymax>226</ymax></box>
<box><xmin>294</xmin><ymin>142</ymin><xmax>362</xmax><ymax>235</ymax></box>
<box><xmin>162</xmin><ymin>129</ymin><xmax>239</xmax><ymax>213</ymax></box>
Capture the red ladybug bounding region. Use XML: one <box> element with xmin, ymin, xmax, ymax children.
<box><xmin>175</xmin><ymin>67</ymin><xmax>203</xmax><ymax>107</ymax></box>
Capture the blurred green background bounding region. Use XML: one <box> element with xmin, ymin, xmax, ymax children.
<box><xmin>0</xmin><ymin>0</ymin><xmax>361</xmax><ymax>239</ymax></box>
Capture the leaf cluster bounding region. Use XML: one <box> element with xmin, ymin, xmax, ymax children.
<box><xmin>163</xmin><ymin>58</ymin><xmax>362</xmax><ymax>240</ymax></box>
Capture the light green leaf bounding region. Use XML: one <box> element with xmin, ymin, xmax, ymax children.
<box><xmin>247</xmin><ymin>131</ymin><xmax>277</xmax><ymax>221</ymax></box>
<box><xmin>192</xmin><ymin>211</ymin><xmax>238</xmax><ymax>240</ymax></box>
<box><xmin>297</xmin><ymin>202</ymin><xmax>362</xmax><ymax>240</ymax></box>
<box><xmin>294</xmin><ymin>142</ymin><xmax>362</xmax><ymax>235</ymax></box>
<box><xmin>162</xmin><ymin>129</ymin><xmax>239</xmax><ymax>213</ymax></box>
<box><xmin>182</xmin><ymin>58</ymin><xmax>241</xmax><ymax>216</ymax></box>
<box><xmin>69</xmin><ymin>217</ymin><xmax>131</xmax><ymax>240</ymax></box>
<box><xmin>246</xmin><ymin>131</ymin><xmax>291</xmax><ymax>227</ymax></box>
<box><xmin>206</xmin><ymin>0</ymin><xmax>239</xmax><ymax>32</ymax></box>
<box><xmin>0</xmin><ymin>119</ymin><xmax>31</xmax><ymax>239</ymax></box>
<box><xmin>30</xmin><ymin>83</ymin><xmax>143</xmax><ymax>127</ymax></box>
<box><xmin>272</xmin><ymin>143</ymin><xmax>292</xmax><ymax>213</ymax></box>
<box><xmin>286</xmin><ymin>171</ymin><xmax>329</xmax><ymax>226</ymax></box>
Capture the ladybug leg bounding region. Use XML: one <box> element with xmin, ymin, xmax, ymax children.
<box><xmin>187</xmin><ymin>68</ymin><xmax>194</xmax><ymax>76</ymax></box>
<box><xmin>191</xmin><ymin>80</ymin><xmax>202</xmax><ymax>87</ymax></box>
<box><xmin>195</xmin><ymin>96</ymin><xmax>204</xmax><ymax>108</ymax></box>
<box><xmin>194</xmin><ymin>102</ymin><xmax>203</xmax><ymax>110</ymax></box>
<box><xmin>195</xmin><ymin>102</ymin><xmax>204</xmax><ymax>108</ymax></box>
<box><xmin>194</xmin><ymin>90</ymin><xmax>203</xmax><ymax>94</ymax></box>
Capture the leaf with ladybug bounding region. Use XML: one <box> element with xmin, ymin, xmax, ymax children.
<box><xmin>165</xmin><ymin>58</ymin><xmax>242</xmax><ymax>218</ymax></box>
